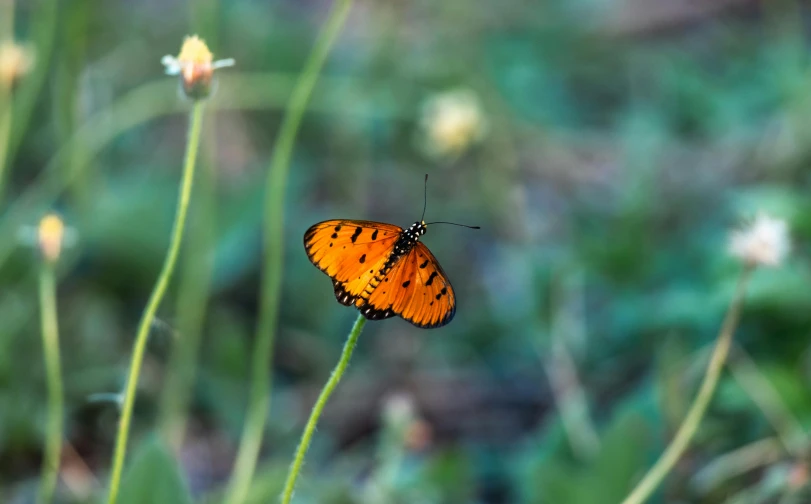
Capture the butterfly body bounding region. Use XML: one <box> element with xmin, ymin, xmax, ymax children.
<box><xmin>304</xmin><ymin>219</ymin><xmax>456</xmax><ymax>328</ymax></box>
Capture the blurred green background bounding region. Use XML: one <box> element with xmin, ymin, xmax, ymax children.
<box><xmin>3</xmin><ymin>0</ymin><xmax>811</xmax><ymax>503</ymax></box>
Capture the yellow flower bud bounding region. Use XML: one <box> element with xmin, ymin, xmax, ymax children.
<box><xmin>38</xmin><ymin>214</ymin><xmax>65</xmax><ymax>263</ymax></box>
<box><xmin>0</xmin><ymin>41</ymin><xmax>35</xmax><ymax>88</ymax></box>
<box><xmin>162</xmin><ymin>35</ymin><xmax>234</xmax><ymax>100</ymax></box>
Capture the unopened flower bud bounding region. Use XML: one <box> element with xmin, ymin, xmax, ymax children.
<box><xmin>38</xmin><ymin>214</ymin><xmax>65</xmax><ymax>263</ymax></box>
<box><xmin>161</xmin><ymin>35</ymin><xmax>234</xmax><ymax>100</ymax></box>
<box><xmin>0</xmin><ymin>41</ymin><xmax>35</xmax><ymax>88</ymax></box>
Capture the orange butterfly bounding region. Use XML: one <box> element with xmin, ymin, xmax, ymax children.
<box><xmin>304</xmin><ymin>179</ymin><xmax>478</xmax><ymax>328</ymax></box>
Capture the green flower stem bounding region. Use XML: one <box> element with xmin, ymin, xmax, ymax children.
<box><xmin>37</xmin><ymin>261</ymin><xmax>63</xmax><ymax>504</ymax></box>
<box><xmin>158</xmin><ymin>153</ymin><xmax>216</xmax><ymax>449</ymax></box>
<box><xmin>0</xmin><ymin>85</ymin><xmax>12</xmax><ymax>201</ymax></box>
<box><xmin>621</xmin><ymin>267</ymin><xmax>753</xmax><ymax>504</ymax></box>
<box><xmin>222</xmin><ymin>1</ymin><xmax>353</xmax><ymax>503</ymax></box>
<box><xmin>282</xmin><ymin>314</ymin><xmax>366</xmax><ymax>504</ymax></box>
<box><xmin>0</xmin><ymin>0</ymin><xmax>14</xmax><ymax>201</ymax></box>
<box><xmin>106</xmin><ymin>101</ymin><xmax>205</xmax><ymax>504</ymax></box>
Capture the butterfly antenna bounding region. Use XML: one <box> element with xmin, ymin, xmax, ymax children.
<box><xmin>420</xmin><ymin>175</ymin><xmax>480</xmax><ymax>229</ymax></box>
<box><xmin>425</xmin><ymin>221</ymin><xmax>481</xmax><ymax>229</ymax></box>
<box><xmin>421</xmin><ymin>173</ymin><xmax>428</xmax><ymax>222</ymax></box>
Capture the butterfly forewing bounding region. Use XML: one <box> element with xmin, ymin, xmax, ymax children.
<box><xmin>304</xmin><ymin>219</ymin><xmax>401</xmax><ymax>302</ymax></box>
<box><xmin>362</xmin><ymin>242</ymin><xmax>455</xmax><ymax>328</ymax></box>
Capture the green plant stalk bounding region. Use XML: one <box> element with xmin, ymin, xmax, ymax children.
<box><xmin>0</xmin><ymin>0</ymin><xmax>14</xmax><ymax>201</ymax></box>
<box><xmin>37</xmin><ymin>261</ymin><xmax>63</xmax><ymax>504</ymax></box>
<box><xmin>158</xmin><ymin>153</ymin><xmax>216</xmax><ymax>449</ymax></box>
<box><xmin>222</xmin><ymin>1</ymin><xmax>354</xmax><ymax>503</ymax></box>
<box><xmin>282</xmin><ymin>314</ymin><xmax>366</xmax><ymax>503</ymax></box>
<box><xmin>106</xmin><ymin>102</ymin><xmax>205</xmax><ymax>504</ymax></box>
<box><xmin>621</xmin><ymin>267</ymin><xmax>753</xmax><ymax>504</ymax></box>
<box><xmin>0</xmin><ymin>92</ymin><xmax>11</xmax><ymax>200</ymax></box>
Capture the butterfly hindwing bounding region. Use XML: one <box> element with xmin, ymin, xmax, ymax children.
<box><xmin>304</xmin><ymin>219</ymin><xmax>401</xmax><ymax>302</ymax></box>
<box><xmin>361</xmin><ymin>242</ymin><xmax>455</xmax><ymax>328</ymax></box>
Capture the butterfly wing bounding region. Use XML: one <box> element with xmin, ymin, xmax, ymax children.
<box><xmin>361</xmin><ymin>242</ymin><xmax>455</xmax><ymax>328</ymax></box>
<box><xmin>304</xmin><ymin>219</ymin><xmax>402</xmax><ymax>305</ymax></box>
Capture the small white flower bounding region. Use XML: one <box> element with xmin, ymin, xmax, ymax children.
<box><xmin>420</xmin><ymin>88</ymin><xmax>488</xmax><ymax>159</ymax></box>
<box><xmin>729</xmin><ymin>212</ymin><xmax>790</xmax><ymax>267</ymax></box>
<box><xmin>382</xmin><ymin>392</ymin><xmax>415</xmax><ymax>428</ymax></box>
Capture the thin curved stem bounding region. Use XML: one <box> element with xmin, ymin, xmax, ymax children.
<box><xmin>0</xmin><ymin>0</ymin><xmax>15</xmax><ymax>202</ymax></box>
<box><xmin>621</xmin><ymin>267</ymin><xmax>753</xmax><ymax>504</ymax></box>
<box><xmin>106</xmin><ymin>102</ymin><xmax>205</xmax><ymax>504</ymax></box>
<box><xmin>222</xmin><ymin>2</ymin><xmax>354</xmax><ymax>503</ymax></box>
<box><xmin>0</xmin><ymin>87</ymin><xmax>12</xmax><ymax>201</ymax></box>
<box><xmin>282</xmin><ymin>314</ymin><xmax>366</xmax><ymax>503</ymax></box>
<box><xmin>158</xmin><ymin>152</ymin><xmax>217</xmax><ymax>450</ymax></box>
<box><xmin>37</xmin><ymin>262</ymin><xmax>63</xmax><ymax>504</ymax></box>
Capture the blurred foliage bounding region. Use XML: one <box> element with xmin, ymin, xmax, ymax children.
<box><xmin>2</xmin><ymin>0</ymin><xmax>811</xmax><ymax>503</ymax></box>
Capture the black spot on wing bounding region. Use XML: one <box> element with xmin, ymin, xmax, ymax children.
<box><xmin>371</xmin><ymin>229</ymin><xmax>378</xmax><ymax>240</ymax></box>
<box><xmin>419</xmin><ymin>259</ymin><xmax>429</xmax><ymax>268</ymax></box>
<box><xmin>351</xmin><ymin>227</ymin><xmax>362</xmax><ymax>243</ymax></box>
<box><xmin>359</xmin><ymin>254</ymin><xmax>366</xmax><ymax>264</ymax></box>
<box><xmin>425</xmin><ymin>271</ymin><xmax>438</xmax><ymax>286</ymax></box>
<box><xmin>402</xmin><ymin>280</ymin><xmax>410</xmax><ymax>288</ymax></box>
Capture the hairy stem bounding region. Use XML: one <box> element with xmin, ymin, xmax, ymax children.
<box><xmin>282</xmin><ymin>314</ymin><xmax>366</xmax><ymax>503</ymax></box>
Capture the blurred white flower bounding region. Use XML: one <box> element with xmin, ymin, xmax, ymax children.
<box><xmin>420</xmin><ymin>88</ymin><xmax>487</xmax><ymax>159</ymax></box>
<box><xmin>729</xmin><ymin>212</ymin><xmax>790</xmax><ymax>267</ymax></box>
<box><xmin>382</xmin><ymin>392</ymin><xmax>415</xmax><ymax>428</ymax></box>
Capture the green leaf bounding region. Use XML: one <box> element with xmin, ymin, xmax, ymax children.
<box><xmin>117</xmin><ymin>435</ymin><xmax>192</xmax><ymax>504</ymax></box>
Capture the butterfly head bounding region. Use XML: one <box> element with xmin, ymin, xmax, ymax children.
<box><xmin>409</xmin><ymin>221</ymin><xmax>427</xmax><ymax>237</ymax></box>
